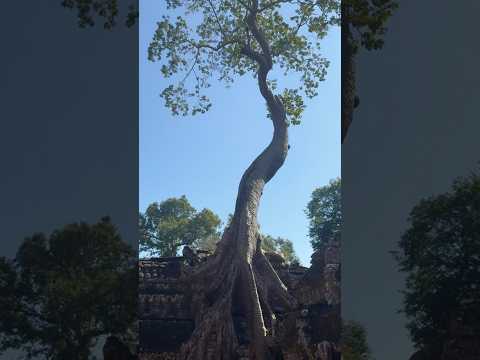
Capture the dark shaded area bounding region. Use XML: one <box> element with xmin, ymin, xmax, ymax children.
<box><xmin>342</xmin><ymin>1</ymin><xmax>480</xmax><ymax>359</ymax></box>
<box><xmin>0</xmin><ymin>218</ymin><xmax>137</xmax><ymax>359</ymax></box>
<box><xmin>0</xmin><ymin>2</ymin><xmax>138</xmax><ymax>257</ymax></box>
<box><xmin>103</xmin><ymin>336</ymin><xmax>136</xmax><ymax>360</ymax></box>
<box><xmin>139</xmin><ymin>320</ymin><xmax>195</xmax><ymax>353</ymax></box>
<box><xmin>0</xmin><ymin>1</ymin><xmax>138</xmax><ymax>358</ymax></box>
<box><xmin>394</xmin><ymin>173</ymin><xmax>480</xmax><ymax>359</ymax></box>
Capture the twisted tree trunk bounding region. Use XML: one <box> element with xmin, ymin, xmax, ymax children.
<box><xmin>178</xmin><ymin>4</ymin><xmax>297</xmax><ymax>360</ymax></box>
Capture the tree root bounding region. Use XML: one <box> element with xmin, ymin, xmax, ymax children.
<box><xmin>178</xmin><ymin>231</ymin><xmax>297</xmax><ymax>360</ymax></box>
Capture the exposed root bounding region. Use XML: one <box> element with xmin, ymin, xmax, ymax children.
<box><xmin>253</xmin><ymin>248</ymin><xmax>298</xmax><ymax>311</ymax></box>
<box><xmin>178</xmin><ymin>230</ymin><xmax>297</xmax><ymax>360</ymax></box>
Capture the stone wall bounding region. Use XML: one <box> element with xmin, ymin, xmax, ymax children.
<box><xmin>138</xmin><ymin>241</ymin><xmax>341</xmax><ymax>359</ymax></box>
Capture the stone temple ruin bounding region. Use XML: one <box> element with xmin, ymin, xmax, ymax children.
<box><xmin>138</xmin><ymin>240</ymin><xmax>341</xmax><ymax>360</ymax></box>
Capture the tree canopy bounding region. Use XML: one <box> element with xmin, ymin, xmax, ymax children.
<box><xmin>306</xmin><ymin>177</ymin><xmax>341</xmax><ymax>250</ymax></box>
<box><xmin>261</xmin><ymin>234</ymin><xmax>300</xmax><ymax>265</ymax></box>
<box><xmin>148</xmin><ymin>0</ymin><xmax>339</xmax><ymax>124</ymax></box>
<box><xmin>0</xmin><ymin>217</ymin><xmax>137</xmax><ymax>360</ymax></box>
<box><xmin>139</xmin><ymin>196</ymin><xmax>222</xmax><ymax>257</ymax></box>
<box><xmin>393</xmin><ymin>171</ymin><xmax>480</xmax><ymax>353</ymax></box>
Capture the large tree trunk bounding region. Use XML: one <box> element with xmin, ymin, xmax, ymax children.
<box><xmin>177</xmin><ymin>6</ymin><xmax>297</xmax><ymax>360</ymax></box>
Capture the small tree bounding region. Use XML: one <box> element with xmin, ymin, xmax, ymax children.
<box><xmin>139</xmin><ymin>196</ymin><xmax>222</xmax><ymax>257</ymax></box>
<box><xmin>0</xmin><ymin>217</ymin><xmax>137</xmax><ymax>360</ymax></box>
<box><xmin>306</xmin><ymin>178</ymin><xmax>341</xmax><ymax>251</ymax></box>
<box><xmin>392</xmin><ymin>171</ymin><xmax>480</xmax><ymax>354</ymax></box>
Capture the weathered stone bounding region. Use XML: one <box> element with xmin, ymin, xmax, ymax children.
<box><xmin>138</xmin><ymin>240</ymin><xmax>341</xmax><ymax>359</ymax></box>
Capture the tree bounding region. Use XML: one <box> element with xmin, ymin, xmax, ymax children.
<box><xmin>139</xmin><ymin>196</ymin><xmax>222</xmax><ymax>257</ymax></box>
<box><xmin>145</xmin><ymin>1</ymin><xmax>340</xmax><ymax>358</ymax></box>
<box><xmin>341</xmin><ymin>0</ymin><xmax>398</xmax><ymax>143</ymax></box>
<box><xmin>0</xmin><ymin>217</ymin><xmax>137</xmax><ymax>360</ymax></box>
<box><xmin>392</xmin><ymin>172</ymin><xmax>480</xmax><ymax>356</ymax></box>
<box><xmin>260</xmin><ymin>234</ymin><xmax>300</xmax><ymax>265</ymax></box>
<box><xmin>306</xmin><ymin>178</ymin><xmax>341</xmax><ymax>251</ymax></box>
<box><xmin>340</xmin><ymin>320</ymin><xmax>373</xmax><ymax>360</ymax></box>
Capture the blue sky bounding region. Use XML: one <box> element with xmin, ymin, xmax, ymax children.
<box><xmin>139</xmin><ymin>1</ymin><xmax>340</xmax><ymax>265</ymax></box>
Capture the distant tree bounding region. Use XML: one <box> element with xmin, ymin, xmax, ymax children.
<box><xmin>306</xmin><ymin>178</ymin><xmax>341</xmax><ymax>251</ymax></box>
<box><xmin>392</xmin><ymin>172</ymin><xmax>480</xmax><ymax>355</ymax></box>
<box><xmin>139</xmin><ymin>196</ymin><xmax>222</xmax><ymax>257</ymax></box>
<box><xmin>260</xmin><ymin>234</ymin><xmax>299</xmax><ymax>265</ymax></box>
<box><xmin>0</xmin><ymin>217</ymin><xmax>137</xmax><ymax>360</ymax></box>
<box><xmin>341</xmin><ymin>320</ymin><xmax>373</xmax><ymax>360</ymax></box>
<box><xmin>196</xmin><ymin>233</ymin><xmax>222</xmax><ymax>253</ymax></box>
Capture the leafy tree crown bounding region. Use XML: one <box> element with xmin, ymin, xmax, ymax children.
<box><xmin>148</xmin><ymin>0</ymin><xmax>340</xmax><ymax>124</ymax></box>
<box><xmin>306</xmin><ymin>177</ymin><xmax>341</xmax><ymax>250</ymax></box>
<box><xmin>140</xmin><ymin>196</ymin><xmax>222</xmax><ymax>257</ymax></box>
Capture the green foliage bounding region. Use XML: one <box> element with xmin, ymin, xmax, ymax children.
<box><xmin>61</xmin><ymin>0</ymin><xmax>138</xmax><ymax>29</ymax></box>
<box><xmin>392</xmin><ymin>171</ymin><xmax>480</xmax><ymax>351</ymax></box>
<box><xmin>341</xmin><ymin>320</ymin><xmax>373</xmax><ymax>360</ymax></box>
<box><xmin>260</xmin><ymin>234</ymin><xmax>299</xmax><ymax>265</ymax></box>
<box><xmin>343</xmin><ymin>0</ymin><xmax>398</xmax><ymax>54</ymax></box>
<box><xmin>148</xmin><ymin>0</ymin><xmax>340</xmax><ymax>124</ymax></box>
<box><xmin>306</xmin><ymin>177</ymin><xmax>341</xmax><ymax>250</ymax></box>
<box><xmin>0</xmin><ymin>217</ymin><xmax>137</xmax><ymax>359</ymax></box>
<box><xmin>140</xmin><ymin>195</ymin><xmax>222</xmax><ymax>257</ymax></box>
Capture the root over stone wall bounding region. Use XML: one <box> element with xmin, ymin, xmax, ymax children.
<box><xmin>138</xmin><ymin>241</ymin><xmax>341</xmax><ymax>360</ymax></box>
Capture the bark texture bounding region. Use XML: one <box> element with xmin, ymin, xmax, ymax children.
<box><xmin>177</xmin><ymin>3</ymin><xmax>296</xmax><ymax>359</ymax></box>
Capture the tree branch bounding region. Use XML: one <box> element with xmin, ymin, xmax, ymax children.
<box><xmin>238</xmin><ymin>1</ymin><xmax>287</xmax><ymax>123</ymax></box>
<box><xmin>187</xmin><ymin>38</ymin><xmax>237</xmax><ymax>52</ymax></box>
<box><xmin>206</xmin><ymin>0</ymin><xmax>229</xmax><ymax>38</ymax></box>
<box><xmin>245</xmin><ymin>0</ymin><xmax>273</xmax><ymax>69</ymax></box>
<box><xmin>180</xmin><ymin>49</ymin><xmax>201</xmax><ymax>84</ymax></box>
<box><xmin>240</xmin><ymin>44</ymin><xmax>266</xmax><ymax>67</ymax></box>
<box><xmin>237</xmin><ymin>0</ymin><xmax>252</xmax><ymax>11</ymax></box>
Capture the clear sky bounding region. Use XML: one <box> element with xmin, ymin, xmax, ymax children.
<box><xmin>139</xmin><ymin>1</ymin><xmax>340</xmax><ymax>266</ymax></box>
